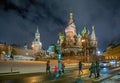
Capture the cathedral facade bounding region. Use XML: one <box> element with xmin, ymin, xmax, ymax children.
<box><xmin>57</xmin><ymin>11</ymin><xmax>98</xmax><ymax>62</ymax></box>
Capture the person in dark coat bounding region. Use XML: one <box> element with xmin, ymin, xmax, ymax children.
<box><xmin>89</xmin><ymin>62</ymin><xmax>96</xmax><ymax>78</ymax></box>
<box><xmin>62</xmin><ymin>61</ymin><xmax>65</xmax><ymax>73</ymax></box>
<box><xmin>95</xmin><ymin>61</ymin><xmax>100</xmax><ymax>78</ymax></box>
<box><xmin>46</xmin><ymin>60</ymin><xmax>51</xmax><ymax>74</ymax></box>
<box><xmin>58</xmin><ymin>60</ymin><xmax>62</xmax><ymax>75</ymax></box>
<box><xmin>78</xmin><ymin>61</ymin><xmax>83</xmax><ymax>75</ymax></box>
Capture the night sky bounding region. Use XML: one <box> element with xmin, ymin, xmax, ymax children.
<box><xmin>0</xmin><ymin>0</ymin><xmax>120</xmax><ymax>51</ymax></box>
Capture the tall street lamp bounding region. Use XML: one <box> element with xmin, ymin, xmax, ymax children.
<box><xmin>82</xmin><ymin>39</ymin><xmax>87</xmax><ymax>62</ymax></box>
<box><xmin>8</xmin><ymin>46</ymin><xmax>13</xmax><ymax>73</ymax></box>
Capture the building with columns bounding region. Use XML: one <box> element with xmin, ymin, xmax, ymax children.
<box><xmin>57</xmin><ymin>11</ymin><xmax>98</xmax><ymax>62</ymax></box>
<box><xmin>103</xmin><ymin>44</ymin><xmax>120</xmax><ymax>61</ymax></box>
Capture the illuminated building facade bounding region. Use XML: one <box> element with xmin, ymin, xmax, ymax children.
<box><xmin>103</xmin><ymin>44</ymin><xmax>120</xmax><ymax>61</ymax></box>
<box><xmin>57</xmin><ymin>11</ymin><xmax>98</xmax><ymax>62</ymax></box>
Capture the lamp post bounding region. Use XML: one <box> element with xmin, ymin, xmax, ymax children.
<box><xmin>10</xmin><ymin>53</ymin><xmax>13</xmax><ymax>72</ymax></box>
<box><xmin>58</xmin><ymin>53</ymin><xmax>62</xmax><ymax>60</ymax></box>
<box><xmin>8</xmin><ymin>46</ymin><xmax>13</xmax><ymax>73</ymax></box>
<box><xmin>82</xmin><ymin>39</ymin><xmax>87</xmax><ymax>62</ymax></box>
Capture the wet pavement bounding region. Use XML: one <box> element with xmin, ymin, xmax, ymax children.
<box><xmin>101</xmin><ymin>73</ymin><xmax>120</xmax><ymax>83</ymax></box>
<box><xmin>0</xmin><ymin>69</ymin><xmax>91</xmax><ymax>83</ymax></box>
<box><xmin>1</xmin><ymin>67</ymin><xmax>119</xmax><ymax>83</ymax></box>
<box><xmin>0</xmin><ymin>69</ymin><xmax>92</xmax><ymax>83</ymax></box>
<box><xmin>0</xmin><ymin>62</ymin><xmax>120</xmax><ymax>83</ymax></box>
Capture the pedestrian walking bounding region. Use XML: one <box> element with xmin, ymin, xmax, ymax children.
<box><xmin>89</xmin><ymin>62</ymin><xmax>96</xmax><ymax>78</ymax></box>
<box><xmin>58</xmin><ymin>60</ymin><xmax>62</xmax><ymax>75</ymax></box>
<box><xmin>54</xmin><ymin>66</ymin><xmax>58</xmax><ymax>75</ymax></box>
<box><xmin>54</xmin><ymin>66</ymin><xmax>59</xmax><ymax>79</ymax></box>
<box><xmin>46</xmin><ymin>60</ymin><xmax>51</xmax><ymax>74</ymax></box>
<box><xmin>95</xmin><ymin>61</ymin><xmax>100</xmax><ymax>78</ymax></box>
<box><xmin>78</xmin><ymin>61</ymin><xmax>83</xmax><ymax>75</ymax></box>
<box><xmin>62</xmin><ymin>61</ymin><xmax>65</xmax><ymax>73</ymax></box>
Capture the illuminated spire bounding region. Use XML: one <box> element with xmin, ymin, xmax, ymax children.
<box><xmin>35</xmin><ymin>25</ymin><xmax>40</xmax><ymax>41</ymax></box>
<box><xmin>81</xmin><ymin>25</ymin><xmax>86</xmax><ymax>36</ymax></box>
<box><xmin>77</xmin><ymin>32</ymin><xmax>82</xmax><ymax>38</ymax></box>
<box><xmin>91</xmin><ymin>25</ymin><xmax>96</xmax><ymax>40</ymax></box>
<box><xmin>68</xmin><ymin>10</ymin><xmax>74</xmax><ymax>25</ymax></box>
<box><xmin>36</xmin><ymin>25</ymin><xmax>39</xmax><ymax>33</ymax></box>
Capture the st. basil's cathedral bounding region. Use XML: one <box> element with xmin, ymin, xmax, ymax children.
<box><xmin>57</xmin><ymin>11</ymin><xmax>98</xmax><ymax>62</ymax></box>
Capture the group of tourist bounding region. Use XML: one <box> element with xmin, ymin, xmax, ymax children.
<box><xmin>89</xmin><ymin>61</ymin><xmax>100</xmax><ymax>78</ymax></box>
<box><xmin>78</xmin><ymin>61</ymin><xmax>100</xmax><ymax>78</ymax></box>
<box><xmin>46</xmin><ymin>60</ymin><xmax>65</xmax><ymax>76</ymax></box>
<box><xmin>46</xmin><ymin>60</ymin><xmax>100</xmax><ymax>78</ymax></box>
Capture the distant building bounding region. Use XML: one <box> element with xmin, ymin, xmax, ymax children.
<box><xmin>0</xmin><ymin>43</ymin><xmax>33</xmax><ymax>56</ymax></box>
<box><xmin>103</xmin><ymin>44</ymin><xmax>120</xmax><ymax>61</ymax></box>
<box><xmin>0</xmin><ymin>43</ymin><xmax>5</xmax><ymax>49</ymax></box>
<box><xmin>24</xmin><ymin>43</ymin><xmax>28</xmax><ymax>50</ymax></box>
<box><xmin>13</xmin><ymin>47</ymin><xmax>34</xmax><ymax>56</ymax></box>
<box><xmin>0</xmin><ymin>43</ymin><xmax>6</xmax><ymax>54</ymax></box>
<box><xmin>57</xmin><ymin>11</ymin><xmax>98</xmax><ymax>62</ymax></box>
<box><xmin>47</xmin><ymin>44</ymin><xmax>56</xmax><ymax>57</ymax></box>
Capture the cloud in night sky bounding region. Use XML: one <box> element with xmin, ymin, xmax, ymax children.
<box><xmin>0</xmin><ymin>0</ymin><xmax>120</xmax><ymax>51</ymax></box>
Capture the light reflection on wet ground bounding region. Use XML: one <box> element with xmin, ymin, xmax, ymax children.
<box><xmin>101</xmin><ymin>74</ymin><xmax>120</xmax><ymax>83</ymax></box>
<box><xmin>0</xmin><ymin>76</ymin><xmax>42</xmax><ymax>83</ymax></box>
<box><xmin>0</xmin><ymin>67</ymin><xmax>116</xmax><ymax>83</ymax></box>
<box><xmin>100</xmin><ymin>67</ymin><xmax>109</xmax><ymax>73</ymax></box>
<box><xmin>0</xmin><ymin>69</ymin><xmax>90</xmax><ymax>83</ymax></box>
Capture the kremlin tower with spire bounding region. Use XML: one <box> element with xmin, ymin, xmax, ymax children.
<box><xmin>32</xmin><ymin>26</ymin><xmax>42</xmax><ymax>54</ymax></box>
<box><xmin>57</xmin><ymin>11</ymin><xmax>98</xmax><ymax>62</ymax></box>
